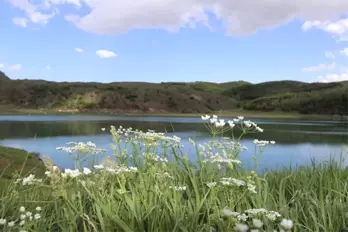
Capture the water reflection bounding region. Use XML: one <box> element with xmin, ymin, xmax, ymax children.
<box><xmin>0</xmin><ymin>116</ymin><xmax>347</xmax><ymax>171</ymax></box>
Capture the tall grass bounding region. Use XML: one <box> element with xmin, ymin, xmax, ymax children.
<box><xmin>0</xmin><ymin>115</ymin><xmax>347</xmax><ymax>232</ymax></box>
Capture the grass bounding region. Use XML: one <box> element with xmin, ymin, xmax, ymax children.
<box><xmin>0</xmin><ymin>146</ymin><xmax>46</xmax><ymax>186</ymax></box>
<box><xmin>0</xmin><ymin>115</ymin><xmax>348</xmax><ymax>232</ymax></box>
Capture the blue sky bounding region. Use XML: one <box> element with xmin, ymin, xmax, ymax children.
<box><xmin>1</xmin><ymin>0</ymin><xmax>348</xmax><ymax>83</ymax></box>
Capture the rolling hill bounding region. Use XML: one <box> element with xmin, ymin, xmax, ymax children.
<box><xmin>0</xmin><ymin>73</ymin><xmax>347</xmax><ymax>116</ymax></box>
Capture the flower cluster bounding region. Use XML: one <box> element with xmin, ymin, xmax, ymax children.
<box><xmin>219</xmin><ymin>177</ymin><xmax>257</xmax><ymax>193</ymax></box>
<box><xmin>60</xmin><ymin>165</ymin><xmax>138</xmax><ymax>178</ymax></box>
<box><xmin>169</xmin><ymin>185</ymin><xmax>187</xmax><ymax>191</ymax></box>
<box><xmin>144</xmin><ymin>152</ymin><xmax>169</xmax><ymax>164</ymax></box>
<box><xmin>253</xmin><ymin>139</ymin><xmax>276</xmax><ymax>147</ymax></box>
<box><xmin>94</xmin><ymin>164</ymin><xmax>137</xmax><ymax>174</ymax></box>
<box><xmin>201</xmin><ymin>115</ymin><xmax>265</xmax><ymax>134</ymax></box>
<box><xmin>222</xmin><ymin>207</ymin><xmax>292</xmax><ymax>232</ymax></box>
<box><xmin>14</xmin><ymin>174</ymin><xmax>43</xmax><ymax>186</ymax></box>
<box><xmin>56</xmin><ymin>142</ymin><xmax>107</xmax><ymax>155</ymax></box>
<box><xmin>0</xmin><ymin>206</ymin><xmax>42</xmax><ymax>231</ymax></box>
<box><xmin>111</xmin><ymin>125</ymin><xmax>181</xmax><ymax>146</ymax></box>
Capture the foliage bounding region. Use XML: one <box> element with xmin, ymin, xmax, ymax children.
<box><xmin>1</xmin><ymin>115</ymin><xmax>348</xmax><ymax>231</ymax></box>
<box><xmin>1</xmin><ymin>72</ymin><xmax>347</xmax><ymax>115</ymax></box>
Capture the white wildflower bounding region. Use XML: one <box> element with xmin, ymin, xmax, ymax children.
<box><xmin>201</xmin><ymin>115</ymin><xmax>210</xmax><ymax>120</ymax></box>
<box><xmin>94</xmin><ymin>164</ymin><xmax>104</xmax><ymax>169</ymax></box>
<box><xmin>250</xmin><ymin>230</ymin><xmax>259</xmax><ymax>232</ymax></box>
<box><xmin>266</xmin><ymin>211</ymin><xmax>281</xmax><ymax>221</ymax></box>
<box><xmin>0</xmin><ymin>218</ymin><xmax>6</xmax><ymax>225</ymax></box>
<box><xmin>214</xmin><ymin>120</ymin><xmax>226</xmax><ymax>127</ymax></box>
<box><xmin>169</xmin><ymin>186</ymin><xmax>187</xmax><ymax>191</ymax></box>
<box><xmin>19</xmin><ymin>230</ymin><xmax>28</xmax><ymax>232</ymax></box>
<box><xmin>25</xmin><ymin>212</ymin><xmax>32</xmax><ymax>217</ymax></box>
<box><xmin>206</xmin><ymin>182</ymin><xmax>217</xmax><ymax>188</ymax></box>
<box><xmin>234</xmin><ymin>223</ymin><xmax>248</xmax><ymax>232</ymax></box>
<box><xmin>252</xmin><ymin>218</ymin><xmax>263</xmax><ymax>228</ymax></box>
<box><xmin>62</xmin><ymin>169</ymin><xmax>81</xmax><ymax>178</ymax></box>
<box><xmin>247</xmin><ymin>183</ymin><xmax>257</xmax><ymax>193</ymax></box>
<box><xmin>35</xmin><ymin>206</ymin><xmax>42</xmax><ymax>211</ymax></box>
<box><xmin>221</xmin><ymin>208</ymin><xmax>239</xmax><ymax>217</ymax></box>
<box><xmin>45</xmin><ymin>171</ymin><xmax>52</xmax><ymax>177</ymax></box>
<box><xmin>83</xmin><ymin>167</ymin><xmax>92</xmax><ymax>175</ymax></box>
<box><xmin>227</xmin><ymin>120</ymin><xmax>235</xmax><ymax>128</ymax></box>
<box><xmin>129</xmin><ymin>167</ymin><xmax>138</xmax><ymax>172</ymax></box>
<box><xmin>7</xmin><ymin>221</ymin><xmax>15</xmax><ymax>227</ymax></box>
<box><xmin>270</xmin><ymin>141</ymin><xmax>276</xmax><ymax>144</ymax></box>
<box><xmin>19</xmin><ymin>206</ymin><xmax>25</xmax><ymax>212</ymax></box>
<box><xmin>237</xmin><ymin>214</ymin><xmax>248</xmax><ymax>222</ymax></box>
<box><xmin>101</xmin><ymin>128</ymin><xmax>105</xmax><ymax>131</ymax></box>
<box><xmin>220</xmin><ymin>177</ymin><xmax>246</xmax><ymax>186</ymax></box>
<box><xmin>245</xmin><ymin>208</ymin><xmax>268</xmax><ymax>215</ymax></box>
<box><xmin>253</xmin><ymin>139</ymin><xmax>271</xmax><ymax>147</ymax></box>
<box><xmin>22</xmin><ymin>174</ymin><xmax>42</xmax><ymax>185</ymax></box>
<box><xmin>244</xmin><ymin>120</ymin><xmax>252</xmax><ymax>128</ymax></box>
<box><xmin>34</xmin><ymin>213</ymin><xmax>41</xmax><ymax>220</ymax></box>
<box><xmin>210</xmin><ymin>118</ymin><xmax>218</xmax><ymax>124</ymax></box>
<box><xmin>238</xmin><ymin>116</ymin><xmax>244</xmax><ymax>120</ymax></box>
<box><xmin>19</xmin><ymin>220</ymin><xmax>25</xmax><ymax>226</ymax></box>
<box><xmin>20</xmin><ymin>214</ymin><xmax>26</xmax><ymax>220</ymax></box>
<box><xmin>280</xmin><ymin>219</ymin><xmax>293</xmax><ymax>230</ymax></box>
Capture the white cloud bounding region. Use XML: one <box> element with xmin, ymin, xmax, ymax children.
<box><xmin>45</xmin><ymin>0</ymin><xmax>81</xmax><ymax>8</ymax></box>
<box><xmin>7</xmin><ymin>0</ymin><xmax>348</xmax><ymax>36</ymax></box>
<box><xmin>12</xmin><ymin>17</ymin><xmax>28</xmax><ymax>27</ymax></box>
<box><xmin>302</xmin><ymin>18</ymin><xmax>348</xmax><ymax>39</ymax></box>
<box><xmin>28</xmin><ymin>10</ymin><xmax>57</xmax><ymax>24</ymax></box>
<box><xmin>96</xmin><ymin>50</ymin><xmax>117</xmax><ymax>58</ymax></box>
<box><xmin>8</xmin><ymin>0</ymin><xmax>57</xmax><ymax>26</ymax></box>
<box><xmin>0</xmin><ymin>64</ymin><xmax>4</xmax><ymax>69</ymax></box>
<box><xmin>8</xmin><ymin>64</ymin><xmax>22</xmax><ymax>71</ymax></box>
<box><xmin>325</xmin><ymin>51</ymin><xmax>335</xmax><ymax>59</ymax></box>
<box><xmin>46</xmin><ymin>65</ymin><xmax>51</xmax><ymax>70</ymax></box>
<box><xmin>75</xmin><ymin>47</ymin><xmax>84</xmax><ymax>53</ymax></box>
<box><xmin>340</xmin><ymin>48</ymin><xmax>348</xmax><ymax>56</ymax></box>
<box><xmin>302</xmin><ymin>62</ymin><xmax>336</xmax><ymax>72</ymax></box>
<box><xmin>317</xmin><ymin>72</ymin><xmax>348</xmax><ymax>82</ymax></box>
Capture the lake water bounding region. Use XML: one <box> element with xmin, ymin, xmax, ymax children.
<box><xmin>0</xmin><ymin>115</ymin><xmax>347</xmax><ymax>172</ymax></box>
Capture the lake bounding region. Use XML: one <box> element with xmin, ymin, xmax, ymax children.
<box><xmin>0</xmin><ymin>115</ymin><xmax>347</xmax><ymax>172</ymax></box>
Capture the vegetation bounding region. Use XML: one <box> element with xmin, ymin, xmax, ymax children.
<box><xmin>1</xmin><ymin>115</ymin><xmax>348</xmax><ymax>231</ymax></box>
<box><xmin>0</xmin><ymin>146</ymin><xmax>45</xmax><ymax>190</ymax></box>
<box><xmin>0</xmin><ymin>71</ymin><xmax>347</xmax><ymax>116</ymax></box>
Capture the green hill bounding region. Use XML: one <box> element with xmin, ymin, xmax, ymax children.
<box><xmin>0</xmin><ymin>73</ymin><xmax>347</xmax><ymax>116</ymax></box>
<box><xmin>0</xmin><ymin>71</ymin><xmax>10</xmax><ymax>81</ymax></box>
<box><xmin>222</xmin><ymin>81</ymin><xmax>348</xmax><ymax>115</ymax></box>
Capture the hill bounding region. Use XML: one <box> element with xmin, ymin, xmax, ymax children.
<box><xmin>0</xmin><ymin>78</ymin><xmax>240</xmax><ymax>114</ymax></box>
<box><xmin>0</xmin><ymin>73</ymin><xmax>347</xmax><ymax>116</ymax></box>
<box><xmin>222</xmin><ymin>80</ymin><xmax>348</xmax><ymax>115</ymax></box>
<box><xmin>0</xmin><ymin>71</ymin><xmax>10</xmax><ymax>81</ymax></box>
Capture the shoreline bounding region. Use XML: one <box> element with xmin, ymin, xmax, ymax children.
<box><xmin>0</xmin><ymin>107</ymin><xmax>343</xmax><ymax>120</ymax></box>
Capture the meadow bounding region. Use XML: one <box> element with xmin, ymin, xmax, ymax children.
<box><xmin>1</xmin><ymin>115</ymin><xmax>348</xmax><ymax>232</ymax></box>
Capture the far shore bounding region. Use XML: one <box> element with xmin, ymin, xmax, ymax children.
<box><xmin>0</xmin><ymin>107</ymin><xmax>346</xmax><ymax>120</ymax></box>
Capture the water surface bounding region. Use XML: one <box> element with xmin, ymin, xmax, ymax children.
<box><xmin>0</xmin><ymin>115</ymin><xmax>347</xmax><ymax>172</ymax></box>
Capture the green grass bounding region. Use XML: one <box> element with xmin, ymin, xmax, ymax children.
<box><xmin>0</xmin><ymin>146</ymin><xmax>46</xmax><ymax>192</ymax></box>
<box><xmin>1</xmin><ymin>116</ymin><xmax>348</xmax><ymax>231</ymax></box>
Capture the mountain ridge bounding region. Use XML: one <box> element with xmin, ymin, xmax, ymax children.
<box><xmin>0</xmin><ymin>72</ymin><xmax>347</xmax><ymax>116</ymax></box>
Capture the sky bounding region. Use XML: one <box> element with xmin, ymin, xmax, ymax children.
<box><xmin>0</xmin><ymin>0</ymin><xmax>348</xmax><ymax>83</ymax></box>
